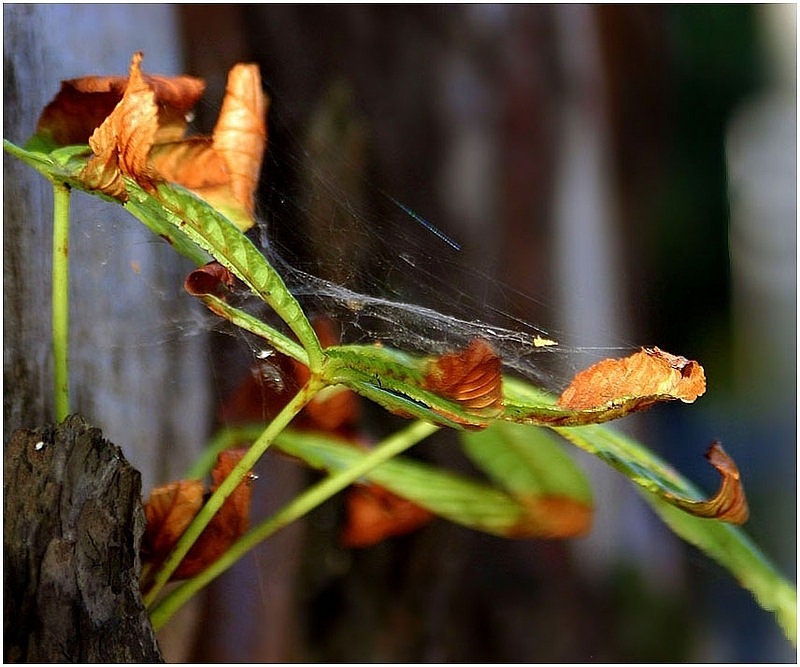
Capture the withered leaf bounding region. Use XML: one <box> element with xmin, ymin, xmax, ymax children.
<box><xmin>80</xmin><ymin>52</ymin><xmax>160</xmax><ymax>199</ymax></box>
<box><xmin>54</xmin><ymin>52</ymin><xmax>267</xmax><ymax>230</ymax></box>
<box><xmin>668</xmin><ymin>442</ymin><xmax>749</xmax><ymax>524</ymax></box>
<box><xmin>148</xmin><ymin>136</ymin><xmax>228</xmax><ymax>190</ymax></box>
<box><xmin>141</xmin><ymin>448</ymin><xmax>253</xmax><ymax>581</ymax></box>
<box><xmin>150</xmin><ymin>62</ymin><xmax>267</xmax><ymax>231</ymax></box>
<box><xmin>35</xmin><ymin>66</ymin><xmax>204</xmax><ymax>147</ymax></box>
<box><xmin>212</xmin><ymin>63</ymin><xmax>268</xmax><ymax>221</ymax></box>
<box><xmin>557</xmin><ymin>347</ymin><xmax>706</xmax><ymax>412</ymax></box>
<box><xmin>340</xmin><ymin>483</ymin><xmax>433</xmax><ymax>548</ymax></box>
<box><xmin>424</xmin><ymin>338</ymin><xmax>503</xmax><ymax>423</ymax></box>
<box><xmin>184</xmin><ymin>261</ymin><xmax>238</xmax><ymax>298</ymax></box>
<box><xmin>141</xmin><ymin>479</ymin><xmax>204</xmax><ymax>561</ymax></box>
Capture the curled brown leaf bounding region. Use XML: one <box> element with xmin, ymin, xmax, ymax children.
<box><xmin>141</xmin><ymin>479</ymin><xmax>204</xmax><ymax>562</ymax></box>
<box><xmin>184</xmin><ymin>261</ymin><xmax>237</xmax><ymax>297</ymax></box>
<box><xmin>35</xmin><ymin>64</ymin><xmax>204</xmax><ymax>146</ymax></box>
<box><xmin>424</xmin><ymin>338</ymin><xmax>503</xmax><ymax>421</ymax></box>
<box><xmin>149</xmin><ymin>62</ymin><xmax>267</xmax><ymax>230</ymax></box>
<box><xmin>668</xmin><ymin>442</ymin><xmax>749</xmax><ymax>524</ymax></box>
<box><xmin>43</xmin><ymin>52</ymin><xmax>267</xmax><ymax>230</ymax></box>
<box><xmin>557</xmin><ymin>347</ymin><xmax>706</xmax><ymax>412</ymax></box>
<box><xmin>212</xmin><ymin>63</ymin><xmax>268</xmax><ymax>220</ymax></box>
<box><xmin>80</xmin><ymin>52</ymin><xmax>160</xmax><ymax>199</ymax></box>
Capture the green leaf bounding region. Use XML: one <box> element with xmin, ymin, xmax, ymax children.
<box><xmin>460</xmin><ymin>421</ymin><xmax>593</xmax><ymax>538</ymax></box>
<box><xmin>646</xmin><ymin>496</ymin><xmax>797</xmax><ymax>645</ymax></box>
<box><xmin>324</xmin><ymin>344</ymin><xmax>491</xmax><ymax>430</ymax></box>
<box><xmin>274</xmin><ymin>428</ymin><xmax>583</xmax><ymax>539</ymax></box>
<box><xmin>461</xmin><ymin>421</ymin><xmax>592</xmax><ymax>504</ymax></box>
<box><xmin>551</xmin><ymin>421</ymin><xmax>796</xmax><ymax>645</ymax></box>
<box><xmin>123</xmin><ymin>184</ymin><xmax>211</xmax><ymax>265</ymax></box>
<box><xmin>149</xmin><ymin>182</ymin><xmax>324</xmax><ymax>370</ymax></box>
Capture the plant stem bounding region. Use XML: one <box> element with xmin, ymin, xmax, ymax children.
<box><xmin>194</xmin><ymin>292</ymin><xmax>309</xmax><ymax>366</ymax></box>
<box><xmin>143</xmin><ymin>377</ymin><xmax>324</xmax><ymax>607</ymax></box>
<box><xmin>149</xmin><ymin>419</ymin><xmax>440</xmax><ymax>630</ymax></box>
<box><xmin>52</xmin><ymin>182</ymin><xmax>71</xmax><ymax>421</ymax></box>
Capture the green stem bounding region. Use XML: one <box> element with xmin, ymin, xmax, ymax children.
<box><xmin>195</xmin><ymin>293</ymin><xmax>309</xmax><ymax>366</ymax></box>
<box><xmin>143</xmin><ymin>377</ymin><xmax>324</xmax><ymax>607</ymax></box>
<box><xmin>52</xmin><ymin>182</ymin><xmax>71</xmax><ymax>421</ymax></box>
<box><xmin>149</xmin><ymin>419</ymin><xmax>440</xmax><ymax>630</ymax></box>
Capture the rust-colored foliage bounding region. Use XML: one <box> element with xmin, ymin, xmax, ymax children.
<box><xmin>557</xmin><ymin>346</ymin><xmax>706</xmax><ymax>411</ymax></box>
<box><xmin>141</xmin><ymin>449</ymin><xmax>253</xmax><ymax>581</ymax></box>
<box><xmin>35</xmin><ymin>64</ymin><xmax>204</xmax><ymax>146</ymax></box>
<box><xmin>424</xmin><ymin>338</ymin><xmax>503</xmax><ymax>422</ymax></box>
<box><xmin>37</xmin><ymin>52</ymin><xmax>267</xmax><ymax>230</ymax></box>
<box><xmin>340</xmin><ymin>483</ymin><xmax>434</xmax><ymax>548</ymax></box>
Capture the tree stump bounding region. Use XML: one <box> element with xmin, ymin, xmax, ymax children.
<box><xmin>4</xmin><ymin>414</ymin><xmax>162</xmax><ymax>662</ymax></box>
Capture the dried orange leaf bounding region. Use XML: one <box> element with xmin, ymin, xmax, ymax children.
<box><xmin>148</xmin><ymin>63</ymin><xmax>268</xmax><ymax>231</ymax></box>
<box><xmin>341</xmin><ymin>483</ymin><xmax>433</xmax><ymax>548</ymax></box>
<box><xmin>668</xmin><ymin>442</ymin><xmax>749</xmax><ymax>524</ymax></box>
<box><xmin>35</xmin><ymin>67</ymin><xmax>204</xmax><ymax>146</ymax></box>
<box><xmin>424</xmin><ymin>338</ymin><xmax>503</xmax><ymax>422</ymax></box>
<box><xmin>148</xmin><ymin>137</ymin><xmax>229</xmax><ymax>189</ymax></box>
<box><xmin>557</xmin><ymin>347</ymin><xmax>706</xmax><ymax>411</ymax></box>
<box><xmin>212</xmin><ymin>63</ymin><xmax>268</xmax><ymax>221</ymax></box>
<box><xmin>80</xmin><ymin>52</ymin><xmax>159</xmax><ymax>199</ymax></box>
<box><xmin>141</xmin><ymin>448</ymin><xmax>253</xmax><ymax>581</ymax></box>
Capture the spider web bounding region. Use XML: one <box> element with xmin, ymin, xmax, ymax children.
<box><xmin>221</xmin><ymin>105</ymin><xmax>630</xmax><ymax>395</ymax></box>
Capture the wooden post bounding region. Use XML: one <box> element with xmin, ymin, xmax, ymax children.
<box><xmin>4</xmin><ymin>415</ymin><xmax>162</xmax><ymax>662</ymax></box>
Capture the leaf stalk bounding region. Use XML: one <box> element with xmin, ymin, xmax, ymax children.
<box><xmin>143</xmin><ymin>376</ymin><xmax>324</xmax><ymax>607</ymax></box>
<box><xmin>149</xmin><ymin>419</ymin><xmax>439</xmax><ymax>630</ymax></box>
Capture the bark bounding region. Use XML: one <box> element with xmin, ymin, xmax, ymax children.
<box><xmin>4</xmin><ymin>414</ymin><xmax>162</xmax><ymax>663</ymax></box>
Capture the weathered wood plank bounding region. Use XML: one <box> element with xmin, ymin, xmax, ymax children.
<box><xmin>4</xmin><ymin>414</ymin><xmax>163</xmax><ymax>662</ymax></box>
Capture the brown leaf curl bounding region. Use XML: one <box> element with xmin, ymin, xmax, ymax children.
<box><xmin>80</xmin><ymin>52</ymin><xmax>160</xmax><ymax>199</ymax></box>
<box><xmin>184</xmin><ymin>261</ymin><xmax>238</xmax><ymax>298</ymax></box>
<box><xmin>141</xmin><ymin>479</ymin><xmax>204</xmax><ymax>562</ymax></box>
<box><xmin>424</xmin><ymin>338</ymin><xmax>503</xmax><ymax>421</ymax></box>
<box><xmin>670</xmin><ymin>442</ymin><xmax>749</xmax><ymax>524</ymax></box>
<box><xmin>212</xmin><ymin>63</ymin><xmax>268</xmax><ymax>220</ymax></box>
<box><xmin>149</xmin><ymin>62</ymin><xmax>267</xmax><ymax>230</ymax></box>
<box><xmin>47</xmin><ymin>52</ymin><xmax>267</xmax><ymax>231</ymax></box>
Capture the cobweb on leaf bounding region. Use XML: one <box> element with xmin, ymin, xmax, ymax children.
<box><xmin>230</xmin><ymin>113</ymin><xmax>630</xmax><ymax>395</ymax></box>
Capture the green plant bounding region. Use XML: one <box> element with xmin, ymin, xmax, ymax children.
<box><xmin>4</xmin><ymin>53</ymin><xmax>795</xmax><ymax>647</ymax></box>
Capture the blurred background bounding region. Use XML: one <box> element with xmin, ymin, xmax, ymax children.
<box><xmin>4</xmin><ymin>4</ymin><xmax>796</xmax><ymax>662</ymax></box>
